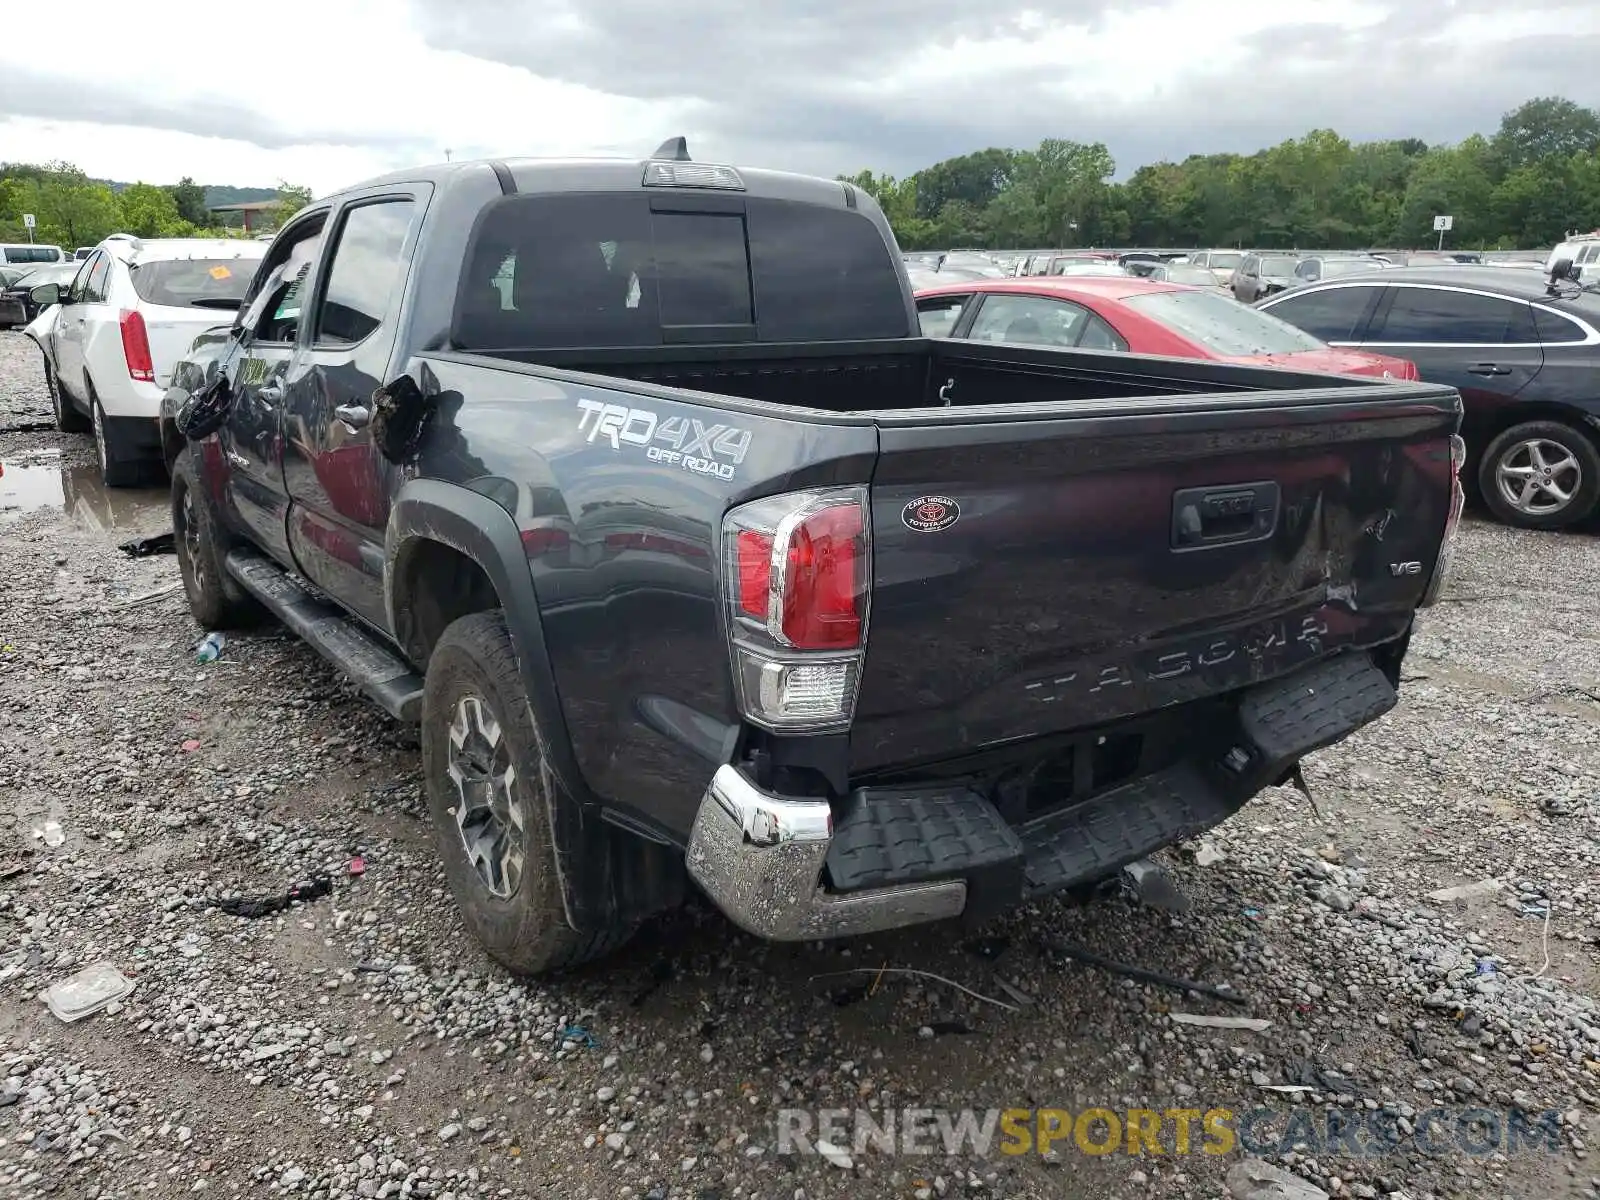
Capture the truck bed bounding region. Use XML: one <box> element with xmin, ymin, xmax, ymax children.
<box><xmin>413</xmin><ymin>344</ymin><xmax>1459</xmax><ymax>841</ymax></box>
<box><xmin>485</xmin><ymin>336</ymin><xmax>1384</xmax><ymax>414</ymax></box>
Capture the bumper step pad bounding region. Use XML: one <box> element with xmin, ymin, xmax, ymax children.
<box><xmin>1019</xmin><ymin>762</ymin><xmax>1230</xmax><ymax>898</ymax></box>
<box><xmin>1238</xmin><ymin>650</ymin><xmax>1396</xmax><ymax>768</ymax></box>
<box><xmin>825</xmin><ymin>651</ymin><xmax>1398</xmax><ymax>912</ymax></box>
<box><xmin>826</xmin><ymin>785</ymin><xmax>1022</xmax><ymax>891</ymax></box>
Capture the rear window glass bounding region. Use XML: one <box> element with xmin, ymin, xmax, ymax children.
<box><xmin>1207</xmin><ymin>253</ymin><xmax>1242</xmax><ymax>269</ymax></box>
<box><xmin>130</xmin><ymin>258</ymin><xmax>257</xmax><ymax>308</ymax></box>
<box><xmin>1163</xmin><ymin>266</ymin><xmax>1220</xmax><ymax>287</ymax></box>
<box><xmin>1319</xmin><ymin>259</ymin><xmax>1384</xmax><ymax>278</ymax></box>
<box><xmin>652</xmin><ymin>211</ymin><xmax>752</xmax><ymax>327</ymax></box>
<box><xmin>454</xmin><ymin>192</ymin><xmax>908</xmax><ymax>349</ymax></box>
<box><xmin>1258</xmin><ymin>256</ymin><xmax>1300</xmax><ymax>275</ymax></box>
<box><xmin>1123</xmin><ymin>289</ymin><xmax>1326</xmax><ymax>356</ymax></box>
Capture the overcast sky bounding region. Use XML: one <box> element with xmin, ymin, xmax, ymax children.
<box><xmin>1</xmin><ymin>0</ymin><xmax>1596</xmax><ymax>196</ymax></box>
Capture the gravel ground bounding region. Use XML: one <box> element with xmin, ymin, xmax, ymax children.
<box><xmin>1</xmin><ymin>328</ymin><xmax>1597</xmax><ymax>1200</ymax></box>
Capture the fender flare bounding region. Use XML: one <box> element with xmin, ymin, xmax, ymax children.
<box><xmin>386</xmin><ymin>478</ymin><xmax>589</xmax><ymax>804</ymax></box>
<box><xmin>388</xmin><ymin>479</ymin><xmax>642</xmax><ymax>932</ymax></box>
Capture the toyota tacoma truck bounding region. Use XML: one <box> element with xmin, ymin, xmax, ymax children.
<box><xmin>159</xmin><ymin>139</ymin><xmax>1466</xmax><ymax>974</ymax></box>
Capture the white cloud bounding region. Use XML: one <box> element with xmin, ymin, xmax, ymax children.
<box><xmin>0</xmin><ymin>0</ymin><xmax>1596</xmax><ymax>192</ymax></box>
<box><xmin>0</xmin><ymin>0</ymin><xmax>690</xmax><ymax>194</ymax></box>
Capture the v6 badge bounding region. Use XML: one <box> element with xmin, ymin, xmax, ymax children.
<box><xmin>902</xmin><ymin>495</ymin><xmax>960</xmax><ymax>533</ymax></box>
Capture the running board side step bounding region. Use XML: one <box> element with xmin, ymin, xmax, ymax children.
<box><xmin>224</xmin><ymin>548</ymin><xmax>424</xmax><ymax>723</ymax></box>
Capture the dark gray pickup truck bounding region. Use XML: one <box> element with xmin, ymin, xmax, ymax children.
<box><xmin>158</xmin><ymin>140</ymin><xmax>1466</xmax><ymax>974</ymax></box>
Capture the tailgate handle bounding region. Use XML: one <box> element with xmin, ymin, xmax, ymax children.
<box><xmin>1172</xmin><ymin>481</ymin><xmax>1280</xmax><ymax>550</ymax></box>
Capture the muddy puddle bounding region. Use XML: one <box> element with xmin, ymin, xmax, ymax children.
<box><xmin>0</xmin><ymin>450</ymin><xmax>167</xmax><ymax>533</ymax></box>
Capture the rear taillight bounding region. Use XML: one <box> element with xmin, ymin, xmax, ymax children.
<box><xmin>119</xmin><ymin>309</ymin><xmax>154</xmax><ymax>383</ymax></box>
<box><xmin>723</xmin><ymin>487</ymin><xmax>870</xmax><ymax>732</ymax></box>
<box><xmin>520</xmin><ymin>527</ymin><xmax>571</xmax><ymax>558</ymax></box>
<box><xmin>1420</xmin><ymin>434</ymin><xmax>1467</xmax><ymax>607</ymax></box>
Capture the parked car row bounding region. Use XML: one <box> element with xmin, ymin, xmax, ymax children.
<box><xmin>0</xmin><ymin>242</ymin><xmax>68</xmax><ymax>266</ymax></box>
<box><xmin>914</xmin><ymin>275</ymin><xmax>1417</xmax><ymax>379</ymax></box>
<box><xmin>908</xmin><ymin>242</ymin><xmax>1600</xmax><ymax>532</ymax></box>
<box><xmin>0</xmin><ymin>262</ymin><xmax>86</xmax><ymax>329</ymax></box>
<box><xmin>1259</xmin><ymin>265</ymin><xmax>1600</xmax><ymax>529</ymax></box>
<box><xmin>21</xmin><ymin>235</ymin><xmax>266</xmax><ymax>484</ymax></box>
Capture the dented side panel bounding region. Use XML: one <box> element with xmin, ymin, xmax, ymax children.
<box><xmin>402</xmin><ymin>353</ymin><xmax>878</xmax><ymax>841</ymax></box>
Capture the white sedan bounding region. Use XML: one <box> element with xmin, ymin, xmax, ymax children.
<box><xmin>25</xmin><ymin>237</ymin><xmax>266</xmax><ymax>485</ymax></box>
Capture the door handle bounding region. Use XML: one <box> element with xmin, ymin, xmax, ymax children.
<box><xmin>1467</xmin><ymin>364</ymin><xmax>1512</xmax><ymax>376</ymax></box>
<box><xmin>1172</xmin><ymin>481</ymin><xmax>1281</xmax><ymax>550</ymax></box>
<box><xmin>335</xmin><ymin>404</ymin><xmax>371</xmax><ymax>430</ymax></box>
<box><xmin>257</xmin><ymin>384</ymin><xmax>283</xmax><ymax>402</ymax></box>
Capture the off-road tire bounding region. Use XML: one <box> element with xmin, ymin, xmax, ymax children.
<box><xmin>47</xmin><ymin>357</ymin><xmax>89</xmax><ymax>433</ymax></box>
<box><xmin>1478</xmin><ymin>419</ymin><xmax>1600</xmax><ymax>531</ymax></box>
<box><xmin>422</xmin><ymin>610</ymin><xmax>633</xmax><ymax>975</ymax></box>
<box><xmin>171</xmin><ymin>446</ymin><xmax>266</xmax><ymax>629</ymax></box>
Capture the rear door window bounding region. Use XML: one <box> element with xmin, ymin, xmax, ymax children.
<box><xmin>966</xmin><ymin>294</ymin><xmax>1098</xmax><ymax>348</ymax></box>
<box><xmin>1077</xmin><ymin>312</ymin><xmax>1129</xmax><ymax>352</ymax></box>
<box><xmin>1532</xmin><ymin>306</ymin><xmax>1592</xmax><ymax>345</ymax></box>
<box><xmin>84</xmin><ymin>254</ymin><xmax>111</xmax><ymax>303</ymax></box>
<box><xmin>1262</xmin><ymin>285</ymin><xmax>1379</xmax><ymax>342</ymax></box>
<box><xmin>1369</xmin><ymin>287</ymin><xmax>1538</xmax><ymax>344</ymax></box>
<box><xmin>453</xmin><ymin>192</ymin><xmax>907</xmax><ymax>349</ymax></box>
<box><xmin>313</xmin><ymin>199</ymin><xmax>416</xmax><ymax>344</ymax></box>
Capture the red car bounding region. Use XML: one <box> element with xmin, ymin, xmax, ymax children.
<box><xmin>914</xmin><ymin>276</ymin><xmax>1419</xmax><ymax>380</ymax></box>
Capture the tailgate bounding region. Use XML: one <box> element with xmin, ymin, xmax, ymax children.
<box><xmin>852</xmin><ymin>386</ymin><xmax>1459</xmax><ymax>772</ymax></box>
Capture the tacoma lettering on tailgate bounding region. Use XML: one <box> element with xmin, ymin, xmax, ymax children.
<box><xmin>1022</xmin><ymin>610</ymin><xmax>1340</xmax><ymax>704</ymax></box>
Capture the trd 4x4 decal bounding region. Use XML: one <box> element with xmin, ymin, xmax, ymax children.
<box><xmin>576</xmin><ymin>399</ymin><xmax>753</xmax><ymax>481</ymax></box>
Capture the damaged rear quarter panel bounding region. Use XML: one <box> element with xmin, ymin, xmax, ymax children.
<box><xmin>407</xmin><ymin>352</ymin><xmax>877</xmax><ymax>841</ymax></box>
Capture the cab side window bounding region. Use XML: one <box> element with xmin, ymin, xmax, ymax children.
<box><xmin>314</xmin><ymin>199</ymin><xmax>416</xmax><ymax>345</ymax></box>
<box><xmin>84</xmin><ymin>254</ymin><xmax>111</xmax><ymax>303</ymax></box>
<box><xmin>242</xmin><ymin>218</ymin><xmax>328</xmax><ymax>345</ymax></box>
<box><xmin>69</xmin><ymin>252</ymin><xmax>100</xmax><ymax>303</ymax></box>
<box><xmin>968</xmin><ymin>294</ymin><xmax>1098</xmax><ymax>348</ymax></box>
<box><xmin>917</xmin><ymin>294</ymin><xmax>969</xmax><ymax>337</ymax></box>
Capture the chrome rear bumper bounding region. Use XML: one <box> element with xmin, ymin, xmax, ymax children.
<box><xmin>685</xmin><ymin>764</ymin><xmax>967</xmax><ymax>941</ymax></box>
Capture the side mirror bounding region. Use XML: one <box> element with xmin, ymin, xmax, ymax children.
<box><xmin>1552</xmin><ymin>257</ymin><xmax>1575</xmax><ymax>281</ymax></box>
<box><xmin>174</xmin><ymin>375</ymin><xmax>235</xmax><ymax>441</ymax></box>
<box><xmin>29</xmin><ymin>282</ymin><xmax>63</xmax><ymax>306</ymax></box>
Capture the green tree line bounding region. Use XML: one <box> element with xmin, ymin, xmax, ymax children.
<box><xmin>0</xmin><ymin>163</ymin><xmax>314</xmax><ymax>249</ymax></box>
<box><xmin>842</xmin><ymin>97</ymin><xmax>1600</xmax><ymax>251</ymax></box>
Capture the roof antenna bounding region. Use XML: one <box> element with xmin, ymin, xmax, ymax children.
<box><xmin>651</xmin><ymin>137</ymin><xmax>691</xmax><ymax>162</ymax></box>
